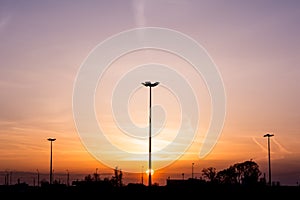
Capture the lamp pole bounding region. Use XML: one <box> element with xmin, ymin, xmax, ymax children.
<box><xmin>141</xmin><ymin>165</ymin><xmax>144</xmax><ymax>185</ymax></box>
<box><xmin>66</xmin><ymin>169</ymin><xmax>70</xmax><ymax>186</ymax></box>
<box><xmin>142</xmin><ymin>81</ymin><xmax>159</xmax><ymax>187</ymax></box>
<box><xmin>192</xmin><ymin>163</ymin><xmax>194</xmax><ymax>179</ymax></box>
<box><xmin>36</xmin><ymin>169</ymin><xmax>39</xmax><ymax>187</ymax></box>
<box><xmin>47</xmin><ymin>138</ymin><xmax>56</xmax><ymax>184</ymax></box>
<box><xmin>95</xmin><ymin>168</ymin><xmax>98</xmax><ymax>181</ymax></box>
<box><xmin>264</xmin><ymin>133</ymin><xmax>274</xmax><ymax>186</ymax></box>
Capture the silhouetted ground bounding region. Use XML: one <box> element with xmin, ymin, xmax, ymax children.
<box><xmin>0</xmin><ymin>183</ymin><xmax>299</xmax><ymax>199</ymax></box>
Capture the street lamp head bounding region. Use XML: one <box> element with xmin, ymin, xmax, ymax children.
<box><xmin>263</xmin><ymin>133</ymin><xmax>274</xmax><ymax>137</ymax></box>
<box><xmin>142</xmin><ymin>81</ymin><xmax>160</xmax><ymax>87</ymax></box>
<box><xmin>47</xmin><ymin>138</ymin><xmax>56</xmax><ymax>141</ymax></box>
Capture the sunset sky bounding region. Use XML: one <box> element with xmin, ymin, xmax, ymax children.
<box><xmin>0</xmin><ymin>0</ymin><xmax>300</xmax><ymax>186</ymax></box>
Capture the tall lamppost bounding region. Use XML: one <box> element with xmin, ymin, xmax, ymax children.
<box><xmin>142</xmin><ymin>81</ymin><xmax>159</xmax><ymax>187</ymax></box>
<box><xmin>47</xmin><ymin>138</ymin><xmax>56</xmax><ymax>184</ymax></box>
<box><xmin>264</xmin><ymin>133</ymin><xmax>274</xmax><ymax>186</ymax></box>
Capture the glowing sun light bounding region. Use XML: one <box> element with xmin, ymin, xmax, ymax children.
<box><xmin>146</xmin><ymin>169</ymin><xmax>154</xmax><ymax>175</ymax></box>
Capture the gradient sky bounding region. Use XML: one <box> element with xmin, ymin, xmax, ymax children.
<box><xmin>0</xmin><ymin>0</ymin><xmax>300</xmax><ymax>186</ymax></box>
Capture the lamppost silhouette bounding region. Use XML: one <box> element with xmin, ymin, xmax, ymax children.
<box><xmin>141</xmin><ymin>165</ymin><xmax>144</xmax><ymax>185</ymax></box>
<box><xmin>95</xmin><ymin>168</ymin><xmax>98</xmax><ymax>181</ymax></box>
<box><xmin>66</xmin><ymin>169</ymin><xmax>70</xmax><ymax>186</ymax></box>
<box><xmin>36</xmin><ymin>169</ymin><xmax>39</xmax><ymax>187</ymax></box>
<box><xmin>192</xmin><ymin>163</ymin><xmax>194</xmax><ymax>179</ymax></box>
<box><xmin>264</xmin><ymin>133</ymin><xmax>274</xmax><ymax>186</ymax></box>
<box><xmin>142</xmin><ymin>81</ymin><xmax>159</xmax><ymax>187</ymax></box>
<box><xmin>47</xmin><ymin>138</ymin><xmax>56</xmax><ymax>184</ymax></box>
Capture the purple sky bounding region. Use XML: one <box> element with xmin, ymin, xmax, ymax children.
<box><xmin>0</xmin><ymin>0</ymin><xmax>299</xmax><ymax>186</ymax></box>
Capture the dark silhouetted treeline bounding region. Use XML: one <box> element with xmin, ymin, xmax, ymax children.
<box><xmin>0</xmin><ymin>160</ymin><xmax>299</xmax><ymax>198</ymax></box>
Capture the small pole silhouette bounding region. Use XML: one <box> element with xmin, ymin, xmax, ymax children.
<box><xmin>66</xmin><ymin>169</ymin><xmax>70</xmax><ymax>186</ymax></box>
<box><xmin>141</xmin><ymin>166</ymin><xmax>144</xmax><ymax>185</ymax></box>
<box><xmin>36</xmin><ymin>169</ymin><xmax>39</xmax><ymax>187</ymax></box>
<box><xmin>192</xmin><ymin>163</ymin><xmax>194</xmax><ymax>179</ymax></box>
<box><xmin>95</xmin><ymin>168</ymin><xmax>98</xmax><ymax>181</ymax></box>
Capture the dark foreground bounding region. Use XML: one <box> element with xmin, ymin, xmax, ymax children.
<box><xmin>1</xmin><ymin>183</ymin><xmax>299</xmax><ymax>199</ymax></box>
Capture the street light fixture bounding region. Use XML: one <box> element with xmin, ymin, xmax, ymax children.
<box><xmin>263</xmin><ymin>133</ymin><xmax>274</xmax><ymax>186</ymax></box>
<box><xmin>142</xmin><ymin>81</ymin><xmax>159</xmax><ymax>187</ymax></box>
<box><xmin>47</xmin><ymin>138</ymin><xmax>56</xmax><ymax>184</ymax></box>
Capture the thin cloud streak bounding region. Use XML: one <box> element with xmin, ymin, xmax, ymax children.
<box><xmin>132</xmin><ymin>0</ymin><xmax>146</xmax><ymax>27</ymax></box>
<box><xmin>252</xmin><ymin>136</ymin><xmax>292</xmax><ymax>158</ymax></box>
<box><xmin>0</xmin><ymin>13</ymin><xmax>11</xmax><ymax>32</ymax></box>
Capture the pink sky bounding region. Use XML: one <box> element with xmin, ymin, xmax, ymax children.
<box><xmin>0</xmin><ymin>0</ymin><xmax>299</xmax><ymax>186</ymax></box>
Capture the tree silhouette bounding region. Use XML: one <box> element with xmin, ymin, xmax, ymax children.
<box><xmin>93</xmin><ymin>172</ymin><xmax>100</xmax><ymax>181</ymax></box>
<box><xmin>216</xmin><ymin>165</ymin><xmax>238</xmax><ymax>184</ymax></box>
<box><xmin>214</xmin><ymin>160</ymin><xmax>262</xmax><ymax>185</ymax></box>
<box><xmin>234</xmin><ymin>160</ymin><xmax>261</xmax><ymax>185</ymax></box>
<box><xmin>84</xmin><ymin>174</ymin><xmax>93</xmax><ymax>182</ymax></box>
<box><xmin>111</xmin><ymin>166</ymin><xmax>123</xmax><ymax>187</ymax></box>
<box><xmin>201</xmin><ymin>167</ymin><xmax>217</xmax><ymax>182</ymax></box>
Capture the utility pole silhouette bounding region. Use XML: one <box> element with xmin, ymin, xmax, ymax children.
<box><xmin>264</xmin><ymin>133</ymin><xmax>274</xmax><ymax>186</ymax></box>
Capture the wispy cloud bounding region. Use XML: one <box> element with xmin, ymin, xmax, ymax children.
<box><xmin>132</xmin><ymin>0</ymin><xmax>146</xmax><ymax>27</ymax></box>
<box><xmin>252</xmin><ymin>135</ymin><xmax>292</xmax><ymax>159</ymax></box>
<box><xmin>0</xmin><ymin>13</ymin><xmax>11</xmax><ymax>32</ymax></box>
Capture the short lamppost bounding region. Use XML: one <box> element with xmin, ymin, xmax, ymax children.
<box><xmin>66</xmin><ymin>169</ymin><xmax>70</xmax><ymax>186</ymax></box>
<box><xmin>141</xmin><ymin>166</ymin><xmax>144</xmax><ymax>185</ymax></box>
<box><xmin>192</xmin><ymin>163</ymin><xmax>195</xmax><ymax>179</ymax></box>
<box><xmin>95</xmin><ymin>168</ymin><xmax>98</xmax><ymax>181</ymax></box>
<box><xmin>264</xmin><ymin>133</ymin><xmax>274</xmax><ymax>186</ymax></box>
<box><xmin>142</xmin><ymin>81</ymin><xmax>159</xmax><ymax>187</ymax></box>
<box><xmin>47</xmin><ymin>138</ymin><xmax>56</xmax><ymax>184</ymax></box>
<box><xmin>36</xmin><ymin>169</ymin><xmax>40</xmax><ymax>187</ymax></box>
